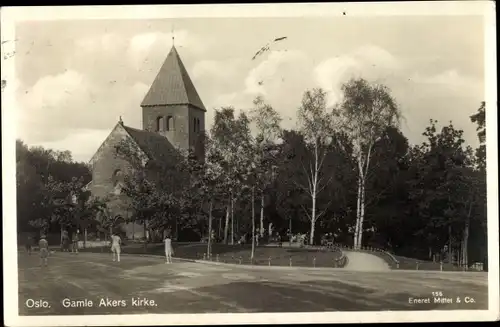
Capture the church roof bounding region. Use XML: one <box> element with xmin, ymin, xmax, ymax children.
<box><xmin>122</xmin><ymin>125</ymin><xmax>180</xmax><ymax>163</ymax></box>
<box><xmin>141</xmin><ymin>46</ymin><xmax>206</xmax><ymax>111</ymax></box>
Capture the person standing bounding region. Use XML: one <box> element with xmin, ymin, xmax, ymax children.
<box><xmin>164</xmin><ymin>234</ymin><xmax>174</xmax><ymax>264</ymax></box>
<box><xmin>72</xmin><ymin>230</ymin><xmax>80</xmax><ymax>254</ymax></box>
<box><xmin>110</xmin><ymin>232</ymin><xmax>122</xmax><ymax>262</ymax></box>
<box><xmin>25</xmin><ymin>234</ymin><xmax>34</xmax><ymax>255</ymax></box>
<box><xmin>39</xmin><ymin>234</ymin><xmax>49</xmax><ymax>267</ymax></box>
<box><xmin>61</xmin><ymin>230</ymin><xmax>70</xmax><ymax>252</ymax></box>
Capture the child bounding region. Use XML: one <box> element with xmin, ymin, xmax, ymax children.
<box><xmin>164</xmin><ymin>234</ymin><xmax>174</xmax><ymax>264</ymax></box>
<box><xmin>39</xmin><ymin>235</ymin><xmax>49</xmax><ymax>267</ymax></box>
<box><xmin>110</xmin><ymin>232</ymin><xmax>121</xmax><ymax>262</ymax></box>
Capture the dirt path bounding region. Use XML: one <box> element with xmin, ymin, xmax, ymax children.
<box><xmin>344</xmin><ymin>251</ymin><xmax>391</xmax><ymax>271</ymax></box>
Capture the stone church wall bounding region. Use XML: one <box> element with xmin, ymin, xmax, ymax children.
<box><xmin>90</xmin><ymin>124</ymin><xmax>145</xmax><ymax>240</ymax></box>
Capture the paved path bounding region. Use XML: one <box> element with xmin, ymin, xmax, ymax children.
<box><xmin>344</xmin><ymin>251</ymin><xmax>391</xmax><ymax>271</ymax></box>
<box><xmin>17</xmin><ymin>252</ymin><xmax>487</xmax><ymax>315</ymax></box>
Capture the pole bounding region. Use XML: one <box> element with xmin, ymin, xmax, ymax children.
<box><xmin>251</xmin><ymin>186</ymin><xmax>255</xmax><ymax>261</ymax></box>
<box><xmin>208</xmin><ymin>200</ymin><xmax>213</xmax><ymax>259</ymax></box>
<box><xmin>231</xmin><ymin>197</ymin><xmax>234</xmax><ymax>245</ymax></box>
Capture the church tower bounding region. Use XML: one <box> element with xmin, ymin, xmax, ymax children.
<box><xmin>140</xmin><ymin>45</ymin><xmax>206</xmax><ymax>156</ymax></box>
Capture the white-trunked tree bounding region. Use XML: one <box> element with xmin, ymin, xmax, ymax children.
<box><xmin>336</xmin><ymin>78</ymin><xmax>401</xmax><ymax>250</ymax></box>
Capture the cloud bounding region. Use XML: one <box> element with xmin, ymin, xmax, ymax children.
<box><xmin>76</xmin><ymin>33</ymin><xmax>125</xmax><ymax>54</ymax></box>
<box><xmin>314</xmin><ymin>56</ymin><xmax>362</xmax><ymax>105</ymax></box>
<box><xmin>353</xmin><ymin>45</ymin><xmax>401</xmax><ymax>70</ymax></box>
<box><xmin>411</xmin><ymin>69</ymin><xmax>483</xmax><ymax>92</ymax></box>
<box><xmin>314</xmin><ymin>45</ymin><xmax>403</xmax><ymax>106</ymax></box>
<box><xmin>22</xmin><ymin>70</ymin><xmax>84</xmax><ymax>109</ymax></box>
<box><xmin>17</xmin><ymin>70</ymin><xmax>148</xmax><ymax>145</ymax></box>
<box><xmin>129</xmin><ymin>30</ymin><xmax>208</xmax><ymax>64</ymax></box>
<box><xmin>35</xmin><ymin>128</ymin><xmax>112</xmax><ymax>163</ymax></box>
<box><xmin>244</xmin><ymin>50</ymin><xmax>310</xmax><ymax>96</ymax></box>
<box><xmin>192</xmin><ymin>58</ymin><xmax>246</xmax><ymax>82</ymax></box>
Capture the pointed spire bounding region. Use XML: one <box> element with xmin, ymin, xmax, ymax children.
<box><xmin>141</xmin><ymin>44</ymin><xmax>206</xmax><ymax>111</ymax></box>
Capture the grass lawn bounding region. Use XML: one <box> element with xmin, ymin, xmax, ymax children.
<box><xmin>79</xmin><ymin>243</ymin><xmax>345</xmax><ymax>268</ymax></box>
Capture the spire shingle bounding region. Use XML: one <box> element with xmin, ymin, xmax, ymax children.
<box><xmin>141</xmin><ymin>46</ymin><xmax>206</xmax><ymax>111</ymax></box>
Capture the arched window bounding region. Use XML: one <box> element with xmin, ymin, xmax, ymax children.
<box><xmin>197</xmin><ymin>118</ymin><xmax>201</xmax><ymax>132</ymax></box>
<box><xmin>193</xmin><ymin>118</ymin><xmax>197</xmax><ymax>132</ymax></box>
<box><xmin>166</xmin><ymin>116</ymin><xmax>173</xmax><ymax>131</ymax></box>
<box><xmin>156</xmin><ymin>116</ymin><xmax>165</xmax><ymax>132</ymax></box>
<box><xmin>112</xmin><ymin>169</ymin><xmax>124</xmax><ymax>195</ymax></box>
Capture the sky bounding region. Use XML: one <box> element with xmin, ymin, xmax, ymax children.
<box><xmin>10</xmin><ymin>15</ymin><xmax>486</xmax><ymax>163</ymax></box>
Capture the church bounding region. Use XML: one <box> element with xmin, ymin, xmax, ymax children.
<box><xmin>86</xmin><ymin>44</ymin><xmax>207</xmax><ymax>240</ymax></box>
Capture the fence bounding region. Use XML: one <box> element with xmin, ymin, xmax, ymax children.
<box><xmin>196</xmin><ymin>244</ymin><xmax>348</xmax><ymax>268</ymax></box>
<box><xmin>334</xmin><ymin>243</ymin><xmax>476</xmax><ymax>272</ymax></box>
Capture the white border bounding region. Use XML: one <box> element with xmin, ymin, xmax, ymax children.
<box><xmin>2</xmin><ymin>2</ymin><xmax>498</xmax><ymax>326</ymax></box>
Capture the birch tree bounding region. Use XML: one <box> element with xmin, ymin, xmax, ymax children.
<box><xmin>337</xmin><ymin>78</ymin><xmax>401</xmax><ymax>249</ymax></box>
<box><xmin>249</xmin><ymin>96</ymin><xmax>282</xmax><ymax>238</ymax></box>
<box><xmin>296</xmin><ymin>88</ymin><xmax>338</xmax><ymax>245</ymax></box>
<box><xmin>210</xmin><ymin>108</ymin><xmax>252</xmax><ymax>244</ymax></box>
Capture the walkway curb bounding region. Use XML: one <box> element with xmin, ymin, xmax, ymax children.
<box><xmin>68</xmin><ymin>252</ymin><xmax>480</xmax><ymax>274</ymax></box>
<box><xmin>69</xmin><ymin>252</ymin><xmax>482</xmax><ymax>274</ymax></box>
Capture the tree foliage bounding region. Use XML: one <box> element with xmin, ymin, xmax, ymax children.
<box><xmin>16</xmin><ymin>80</ymin><xmax>488</xmax><ymax>269</ymax></box>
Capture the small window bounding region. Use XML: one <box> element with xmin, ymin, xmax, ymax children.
<box><xmin>166</xmin><ymin>116</ymin><xmax>173</xmax><ymax>131</ymax></box>
<box><xmin>193</xmin><ymin>118</ymin><xmax>197</xmax><ymax>132</ymax></box>
<box><xmin>156</xmin><ymin>117</ymin><xmax>164</xmax><ymax>132</ymax></box>
<box><xmin>197</xmin><ymin>118</ymin><xmax>201</xmax><ymax>132</ymax></box>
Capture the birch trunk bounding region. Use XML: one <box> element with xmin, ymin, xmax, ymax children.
<box><xmin>260</xmin><ymin>194</ymin><xmax>265</xmax><ymax>238</ymax></box>
<box><xmin>223</xmin><ymin>200</ymin><xmax>230</xmax><ymax>244</ymax></box>
<box><xmin>208</xmin><ymin>201</ymin><xmax>213</xmax><ymax>259</ymax></box>
<box><xmin>231</xmin><ymin>197</ymin><xmax>234</xmax><ymax>245</ymax></box>
<box><xmin>357</xmin><ymin>179</ymin><xmax>366</xmax><ymax>248</ymax></box>
<box><xmin>357</xmin><ymin>143</ymin><xmax>372</xmax><ymax>250</ymax></box>
<box><xmin>462</xmin><ymin>200</ymin><xmax>472</xmax><ymax>268</ymax></box>
<box><xmin>310</xmin><ymin>218</ymin><xmax>316</xmax><ymax>247</ymax></box>
<box><xmin>84</xmin><ymin>228</ymin><xmax>87</xmax><ymax>249</ymax></box>
<box><xmin>309</xmin><ymin>139</ymin><xmax>319</xmax><ymax>245</ymax></box>
<box><xmin>251</xmin><ymin>187</ymin><xmax>255</xmax><ymax>261</ymax></box>
<box><xmin>217</xmin><ymin>217</ymin><xmax>221</xmax><ymax>240</ymax></box>
<box><xmin>448</xmin><ymin>224</ymin><xmax>452</xmax><ymax>264</ymax></box>
<box><xmin>310</xmin><ymin>192</ymin><xmax>317</xmax><ymax>245</ymax></box>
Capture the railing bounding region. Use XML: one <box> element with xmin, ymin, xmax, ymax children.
<box><xmin>335</xmin><ymin>243</ymin><xmax>478</xmax><ymax>272</ymax></box>
<box><xmin>196</xmin><ymin>244</ymin><xmax>348</xmax><ymax>268</ymax></box>
<box><xmin>335</xmin><ymin>243</ymin><xmax>401</xmax><ymax>268</ymax></box>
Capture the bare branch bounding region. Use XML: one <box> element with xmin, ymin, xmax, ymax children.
<box><xmin>300</xmin><ymin>160</ymin><xmax>314</xmax><ymax>192</ymax></box>
<box><xmin>300</xmin><ymin>203</ymin><xmax>313</xmax><ymax>221</ymax></box>
<box><xmin>292</xmin><ymin>179</ymin><xmax>312</xmax><ymax>196</ymax></box>
<box><xmin>317</xmin><ymin>175</ymin><xmax>334</xmax><ymax>194</ymax></box>
<box><xmin>316</xmin><ymin>201</ymin><xmax>332</xmax><ymax>220</ymax></box>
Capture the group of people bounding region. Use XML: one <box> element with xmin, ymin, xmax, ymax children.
<box><xmin>60</xmin><ymin>230</ymin><xmax>80</xmax><ymax>253</ymax></box>
<box><xmin>24</xmin><ymin>231</ymin><xmax>175</xmax><ymax>266</ymax></box>
<box><xmin>23</xmin><ymin>234</ymin><xmax>50</xmax><ymax>267</ymax></box>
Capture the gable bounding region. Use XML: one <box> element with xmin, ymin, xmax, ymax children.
<box><xmin>89</xmin><ymin>123</ymin><xmax>148</xmax><ymax>169</ymax></box>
